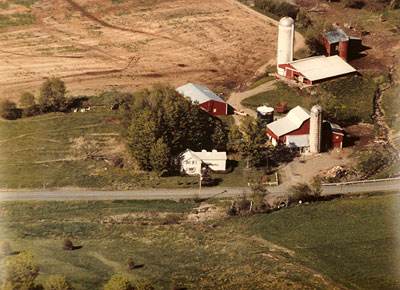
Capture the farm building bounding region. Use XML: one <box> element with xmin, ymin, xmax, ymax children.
<box><xmin>318</xmin><ymin>29</ymin><xmax>362</xmax><ymax>61</ymax></box>
<box><xmin>267</xmin><ymin>106</ymin><xmax>311</xmax><ymax>147</ymax></box>
<box><xmin>267</xmin><ymin>105</ymin><xmax>345</xmax><ymax>151</ymax></box>
<box><xmin>176</xmin><ymin>83</ymin><xmax>228</xmax><ymax>116</ymax></box>
<box><xmin>277</xmin><ymin>55</ymin><xmax>357</xmax><ymax>85</ymax></box>
<box><xmin>179</xmin><ymin>149</ymin><xmax>227</xmax><ymax>175</ymax></box>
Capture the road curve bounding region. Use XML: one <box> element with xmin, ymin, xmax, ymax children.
<box><xmin>0</xmin><ymin>180</ymin><xmax>399</xmax><ymax>201</ymax></box>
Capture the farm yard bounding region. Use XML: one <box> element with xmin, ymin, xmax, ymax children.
<box><xmin>0</xmin><ymin>0</ymin><xmax>304</xmax><ymax>101</ymax></box>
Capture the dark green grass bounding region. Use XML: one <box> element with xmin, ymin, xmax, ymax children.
<box><xmin>242</xmin><ymin>73</ymin><xmax>389</xmax><ymax>125</ymax></box>
<box><xmin>0</xmin><ymin>199</ymin><xmax>328</xmax><ymax>289</ymax></box>
<box><xmin>252</xmin><ymin>193</ymin><xmax>400</xmax><ymax>290</ymax></box>
<box><xmin>241</xmin><ymin>82</ymin><xmax>313</xmax><ymax>112</ymax></box>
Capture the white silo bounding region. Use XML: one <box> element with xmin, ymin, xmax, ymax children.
<box><xmin>277</xmin><ymin>17</ymin><xmax>295</xmax><ymax>76</ymax></box>
<box><xmin>309</xmin><ymin>105</ymin><xmax>323</xmax><ymax>154</ymax></box>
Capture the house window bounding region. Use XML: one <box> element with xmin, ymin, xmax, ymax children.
<box><xmin>188</xmin><ymin>167</ymin><xmax>195</xmax><ymax>173</ymax></box>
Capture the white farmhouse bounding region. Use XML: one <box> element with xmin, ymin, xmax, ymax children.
<box><xmin>179</xmin><ymin>149</ymin><xmax>227</xmax><ymax>175</ymax></box>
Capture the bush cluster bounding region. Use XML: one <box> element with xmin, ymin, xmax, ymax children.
<box><xmin>254</xmin><ymin>0</ymin><xmax>299</xmax><ymax>19</ymax></box>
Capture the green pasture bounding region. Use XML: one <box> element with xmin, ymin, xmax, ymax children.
<box><xmin>253</xmin><ymin>192</ymin><xmax>400</xmax><ymax>290</ymax></box>
<box><xmin>1</xmin><ymin>193</ymin><xmax>399</xmax><ymax>289</ymax></box>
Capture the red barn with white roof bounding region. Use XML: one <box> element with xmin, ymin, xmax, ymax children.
<box><xmin>176</xmin><ymin>83</ymin><xmax>227</xmax><ymax>116</ymax></box>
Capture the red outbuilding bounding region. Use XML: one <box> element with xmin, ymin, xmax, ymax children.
<box><xmin>176</xmin><ymin>83</ymin><xmax>227</xmax><ymax>116</ymax></box>
<box><xmin>318</xmin><ymin>29</ymin><xmax>362</xmax><ymax>61</ymax></box>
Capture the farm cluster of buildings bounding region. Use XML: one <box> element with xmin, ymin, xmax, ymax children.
<box><xmin>175</xmin><ymin>16</ymin><xmax>358</xmax><ymax>175</ymax></box>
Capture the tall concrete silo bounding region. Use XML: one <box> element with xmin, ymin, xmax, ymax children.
<box><xmin>309</xmin><ymin>105</ymin><xmax>323</xmax><ymax>154</ymax></box>
<box><xmin>277</xmin><ymin>17</ymin><xmax>295</xmax><ymax>76</ymax></box>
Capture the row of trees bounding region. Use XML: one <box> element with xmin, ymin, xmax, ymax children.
<box><xmin>254</xmin><ymin>0</ymin><xmax>299</xmax><ymax>19</ymax></box>
<box><xmin>0</xmin><ymin>77</ymin><xmax>68</xmax><ymax>120</ymax></box>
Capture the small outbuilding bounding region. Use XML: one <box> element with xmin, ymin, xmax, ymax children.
<box><xmin>318</xmin><ymin>29</ymin><xmax>362</xmax><ymax>61</ymax></box>
<box><xmin>176</xmin><ymin>83</ymin><xmax>228</xmax><ymax>116</ymax></box>
<box><xmin>179</xmin><ymin>149</ymin><xmax>227</xmax><ymax>175</ymax></box>
<box><xmin>277</xmin><ymin>55</ymin><xmax>357</xmax><ymax>85</ymax></box>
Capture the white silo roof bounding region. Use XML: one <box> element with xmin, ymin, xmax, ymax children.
<box><xmin>257</xmin><ymin>105</ymin><xmax>274</xmax><ymax>114</ymax></box>
<box><xmin>176</xmin><ymin>83</ymin><xmax>226</xmax><ymax>105</ymax></box>
<box><xmin>279</xmin><ymin>17</ymin><xmax>294</xmax><ymax>27</ymax></box>
<box><xmin>288</xmin><ymin>55</ymin><xmax>356</xmax><ymax>82</ymax></box>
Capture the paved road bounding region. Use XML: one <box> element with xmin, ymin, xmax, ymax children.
<box><xmin>0</xmin><ymin>180</ymin><xmax>399</xmax><ymax>201</ymax></box>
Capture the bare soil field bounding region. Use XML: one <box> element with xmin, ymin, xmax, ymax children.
<box><xmin>0</xmin><ymin>0</ymin><xmax>304</xmax><ymax>101</ymax></box>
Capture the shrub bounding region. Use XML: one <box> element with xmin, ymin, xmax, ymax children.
<box><xmin>62</xmin><ymin>238</ymin><xmax>73</xmax><ymax>251</ymax></box>
<box><xmin>354</xmin><ymin>148</ymin><xmax>391</xmax><ymax>177</ymax></box>
<box><xmin>0</xmin><ymin>251</ymin><xmax>39</xmax><ymax>290</ymax></box>
<box><xmin>103</xmin><ymin>275</ymin><xmax>135</xmax><ymax>290</ymax></box>
<box><xmin>343</xmin><ymin>0</ymin><xmax>365</xmax><ymax>8</ymax></box>
<box><xmin>0</xmin><ymin>99</ymin><xmax>20</xmax><ymax>120</ymax></box>
<box><xmin>127</xmin><ymin>258</ymin><xmax>135</xmax><ymax>270</ymax></box>
<box><xmin>43</xmin><ymin>275</ymin><xmax>72</xmax><ymax>290</ymax></box>
<box><xmin>287</xmin><ymin>183</ymin><xmax>314</xmax><ymax>204</ymax></box>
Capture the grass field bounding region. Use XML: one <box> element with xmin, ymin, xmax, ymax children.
<box><xmin>253</xmin><ymin>192</ymin><xmax>400</xmax><ymax>290</ymax></box>
<box><xmin>1</xmin><ymin>193</ymin><xmax>399</xmax><ymax>289</ymax></box>
<box><xmin>241</xmin><ymin>73</ymin><xmax>389</xmax><ymax>126</ymax></box>
<box><xmin>0</xmin><ymin>106</ymin><xmax>271</xmax><ymax>189</ymax></box>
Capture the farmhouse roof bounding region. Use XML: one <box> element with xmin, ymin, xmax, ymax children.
<box><xmin>267</xmin><ymin>106</ymin><xmax>310</xmax><ymax>137</ymax></box>
<box><xmin>286</xmin><ymin>134</ymin><xmax>310</xmax><ymax>148</ymax></box>
<box><xmin>182</xmin><ymin>149</ymin><xmax>227</xmax><ymax>162</ymax></box>
<box><xmin>323</xmin><ymin>29</ymin><xmax>361</xmax><ymax>44</ymax></box>
<box><xmin>288</xmin><ymin>55</ymin><xmax>356</xmax><ymax>82</ymax></box>
<box><xmin>176</xmin><ymin>83</ymin><xmax>226</xmax><ymax>105</ymax></box>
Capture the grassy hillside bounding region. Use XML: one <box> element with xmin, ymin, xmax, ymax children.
<box><xmin>1</xmin><ymin>193</ymin><xmax>399</xmax><ymax>289</ymax></box>
<box><xmin>253</xmin><ymin>192</ymin><xmax>400</xmax><ymax>290</ymax></box>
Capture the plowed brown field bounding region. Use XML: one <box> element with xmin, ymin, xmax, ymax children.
<box><xmin>0</xmin><ymin>0</ymin><xmax>304</xmax><ymax>100</ymax></box>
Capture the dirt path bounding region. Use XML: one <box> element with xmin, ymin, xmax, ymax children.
<box><xmin>227</xmin><ymin>80</ymin><xmax>277</xmax><ymax>124</ymax></box>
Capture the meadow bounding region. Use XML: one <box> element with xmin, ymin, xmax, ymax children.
<box><xmin>1</xmin><ymin>193</ymin><xmax>399</xmax><ymax>289</ymax></box>
<box><xmin>241</xmin><ymin>73</ymin><xmax>390</xmax><ymax>126</ymax></box>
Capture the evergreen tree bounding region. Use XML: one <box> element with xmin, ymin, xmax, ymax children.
<box><xmin>149</xmin><ymin>138</ymin><xmax>171</xmax><ymax>177</ymax></box>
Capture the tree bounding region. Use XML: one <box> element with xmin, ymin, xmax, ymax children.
<box><xmin>19</xmin><ymin>92</ymin><xmax>35</xmax><ymax>108</ymax></box>
<box><xmin>43</xmin><ymin>275</ymin><xmax>72</xmax><ymax>290</ymax></box>
<box><xmin>39</xmin><ymin>77</ymin><xmax>67</xmax><ymax>112</ymax></box>
<box><xmin>124</xmin><ymin>85</ymin><xmax>220</xmax><ymax>172</ymax></box>
<box><xmin>149</xmin><ymin>138</ymin><xmax>170</xmax><ymax>177</ymax></box>
<box><xmin>227</xmin><ymin>124</ymin><xmax>243</xmax><ymax>152</ymax></box>
<box><xmin>103</xmin><ymin>275</ymin><xmax>135</xmax><ymax>290</ymax></box>
<box><xmin>250</xmin><ymin>182</ymin><xmax>269</xmax><ymax>213</ymax></box>
<box><xmin>19</xmin><ymin>92</ymin><xmax>39</xmax><ymax>117</ymax></box>
<box><xmin>211</xmin><ymin>121</ymin><xmax>227</xmax><ymax>151</ymax></box>
<box><xmin>0</xmin><ymin>99</ymin><xmax>20</xmax><ymax>120</ymax></box>
<box><xmin>1</xmin><ymin>251</ymin><xmax>39</xmax><ymax>290</ymax></box>
<box><xmin>239</xmin><ymin>116</ymin><xmax>268</xmax><ymax>167</ymax></box>
<box><xmin>310</xmin><ymin>176</ymin><xmax>323</xmax><ymax>197</ymax></box>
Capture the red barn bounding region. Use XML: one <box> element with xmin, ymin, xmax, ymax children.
<box><xmin>267</xmin><ymin>106</ymin><xmax>311</xmax><ymax>146</ymax></box>
<box><xmin>267</xmin><ymin>106</ymin><xmax>345</xmax><ymax>151</ymax></box>
<box><xmin>176</xmin><ymin>83</ymin><xmax>227</xmax><ymax>116</ymax></box>
<box><xmin>278</xmin><ymin>55</ymin><xmax>357</xmax><ymax>85</ymax></box>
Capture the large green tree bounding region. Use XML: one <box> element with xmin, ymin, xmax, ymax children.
<box><xmin>239</xmin><ymin>116</ymin><xmax>269</xmax><ymax>167</ymax></box>
<box><xmin>125</xmin><ymin>85</ymin><xmax>226</xmax><ymax>171</ymax></box>
<box><xmin>39</xmin><ymin>77</ymin><xmax>68</xmax><ymax>112</ymax></box>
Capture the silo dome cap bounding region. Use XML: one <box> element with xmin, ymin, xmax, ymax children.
<box><xmin>279</xmin><ymin>17</ymin><xmax>294</xmax><ymax>27</ymax></box>
<box><xmin>311</xmin><ymin>105</ymin><xmax>323</xmax><ymax>113</ymax></box>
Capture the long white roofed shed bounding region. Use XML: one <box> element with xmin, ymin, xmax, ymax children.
<box><xmin>278</xmin><ymin>55</ymin><xmax>356</xmax><ymax>84</ymax></box>
<box><xmin>176</xmin><ymin>83</ymin><xmax>228</xmax><ymax>116</ymax></box>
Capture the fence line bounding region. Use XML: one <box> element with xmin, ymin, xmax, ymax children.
<box><xmin>322</xmin><ymin>177</ymin><xmax>400</xmax><ymax>187</ymax></box>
